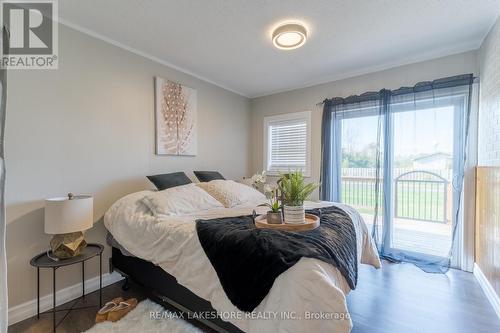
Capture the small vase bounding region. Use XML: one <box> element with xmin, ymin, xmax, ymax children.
<box><xmin>267</xmin><ymin>211</ymin><xmax>283</xmax><ymax>224</ymax></box>
<box><xmin>283</xmin><ymin>205</ymin><xmax>305</xmax><ymax>224</ymax></box>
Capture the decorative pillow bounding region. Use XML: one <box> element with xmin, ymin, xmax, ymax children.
<box><xmin>193</xmin><ymin>171</ymin><xmax>226</xmax><ymax>182</ymax></box>
<box><xmin>142</xmin><ymin>183</ymin><xmax>223</xmax><ymax>216</ymax></box>
<box><xmin>146</xmin><ymin>172</ymin><xmax>192</xmax><ymax>190</ymax></box>
<box><xmin>197</xmin><ymin>180</ymin><xmax>266</xmax><ymax>208</ymax></box>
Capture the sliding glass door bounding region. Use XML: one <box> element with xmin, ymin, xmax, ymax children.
<box><xmin>390</xmin><ymin>105</ymin><xmax>456</xmax><ymax>258</ymax></box>
<box><xmin>338</xmin><ymin>96</ymin><xmax>465</xmax><ymax>263</ymax></box>
<box><xmin>340</xmin><ymin>112</ymin><xmax>384</xmax><ymax>238</ymax></box>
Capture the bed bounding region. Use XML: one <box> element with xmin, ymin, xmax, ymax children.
<box><xmin>104</xmin><ymin>185</ymin><xmax>381</xmax><ymax>333</ymax></box>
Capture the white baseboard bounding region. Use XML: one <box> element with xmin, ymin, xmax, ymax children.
<box><xmin>8</xmin><ymin>272</ymin><xmax>124</xmax><ymax>326</ymax></box>
<box><xmin>473</xmin><ymin>263</ymin><xmax>500</xmax><ymax>318</ymax></box>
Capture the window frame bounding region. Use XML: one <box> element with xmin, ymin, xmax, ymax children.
<box><xmin>263</xmin><ymin>111</ymin><xmax>312</xmax><ymax>177</ymax></box>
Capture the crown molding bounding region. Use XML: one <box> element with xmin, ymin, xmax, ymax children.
<box><xmin>57</xmin><ymin>18</ymin><xmax>249</xmax><ymax>98</ymax></box>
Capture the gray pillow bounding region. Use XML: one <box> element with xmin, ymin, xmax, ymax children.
<box><xmin>194</xmin><ymin>171</ymin><xmax>226</xmax><ymax>182</ymax></box>
<box><xmin>147</xmin><ymin>172</ymin><xmax>192</xmax><ymax>190</ymax></box>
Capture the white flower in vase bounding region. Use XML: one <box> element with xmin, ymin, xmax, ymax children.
<box><xmin>250</xmin><ymin>171</ymin><xmax>267</xmax><ymax>192</ymax></box>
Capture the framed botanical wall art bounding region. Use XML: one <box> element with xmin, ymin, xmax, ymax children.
<box><xmin>155</xmin><ymin>77</ymin><xmax>197</xmax><ymax>156</ymax></box>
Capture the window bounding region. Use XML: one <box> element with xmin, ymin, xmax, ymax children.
<box><xmin>263</xmin><ymin>111</ymin><xmax>311</xmax><ymax>176</ymax></box>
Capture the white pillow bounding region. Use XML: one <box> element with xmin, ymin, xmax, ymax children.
<box><xmin>142</xmin><ymin>183</ymin><xmax>223</xmax><ymax>216</ymax></box>
<box><xmin>197</xmin><ymin>180</ymin><xmax>266</xmax><ymax>208</ymax></box>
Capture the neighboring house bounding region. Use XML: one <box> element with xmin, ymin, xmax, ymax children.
<box><xmin>413</xmin><ymin>153</ymin><xmax>452</xmax><ymax>170</ymax></box>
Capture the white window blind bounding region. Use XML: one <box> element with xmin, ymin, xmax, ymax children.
<box><xmin>264</xmin><ymin>111</ymin><xmax>311</xmax><ymax>176</ymax></box>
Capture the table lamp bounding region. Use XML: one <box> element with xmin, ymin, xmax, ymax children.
<box><xmin>44</xmin><ymin>193</ymin><xmax>94</xmax><ymax>259</ymax></box>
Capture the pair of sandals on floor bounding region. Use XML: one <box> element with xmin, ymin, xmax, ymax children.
<box><xmin>95</xmin><ymin>297</ymin><xmax>138</xmax><ymax>323</ymax></box>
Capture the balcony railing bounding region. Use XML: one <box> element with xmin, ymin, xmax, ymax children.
<box><xmin>341</xmin><ymin>168</ymin><xmax>452</xmax><ymax>223</ymax></box>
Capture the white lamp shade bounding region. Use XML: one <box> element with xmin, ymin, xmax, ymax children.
<box><xmin>44</xmin><ymin>195</ymin><xmax>94</xmax><ymax>234</ymax></box>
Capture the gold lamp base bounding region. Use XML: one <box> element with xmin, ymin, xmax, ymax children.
<box><xmin>50</xmin><ymin>232</ymin><xmax>87</xmax><ymax>259</ymax></box>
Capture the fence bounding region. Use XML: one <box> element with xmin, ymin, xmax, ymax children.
<box><xmin>342</xmin><ymin>167</ymin><xmax>453</xmax><ymax>179</ymax></box>
<box><xmin>341</xmin><ymin>168</ymin><xmax>451</xmax><ymax>223</ymax></box>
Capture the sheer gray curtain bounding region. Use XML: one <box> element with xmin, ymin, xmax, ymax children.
<box><xmin>0</xmin><ymin>26</ymin><xmax>7</xmax><ymax>332</ymax></box>
<box><xmin>380</xmin><ymin>75</ymin><xmax>474</xmax><ymax>272</ymax></box>
<box><xmin>320</xmin><ymin>92</ymin><xmax>386</xmax><ymax>247</ymax></box>
<box><xmin>320</xmin><ymin>93</ymin><xmax>384</xmax><ymax>202</ymax></box>
<box><xmin>321</xmin><ymin>74</ymin><xmax>474</xmax><ymax>273</ymax></box>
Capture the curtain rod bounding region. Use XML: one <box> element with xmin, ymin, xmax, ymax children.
<box><xmin>315</xmin><ymin>75</ymin><xmax>479</xmax><ymax>107</ymax></box>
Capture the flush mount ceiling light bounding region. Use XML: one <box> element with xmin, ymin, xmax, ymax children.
<box><xmin>272</xmin><ymin>23</ymin><xmax>307</xmax><ymax>50</ymax></box>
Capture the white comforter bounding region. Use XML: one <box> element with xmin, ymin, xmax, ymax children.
<box><xmin>104</xmin><ymin>191</ymin><xmax>381</xmax><ymax>333</ymax></box>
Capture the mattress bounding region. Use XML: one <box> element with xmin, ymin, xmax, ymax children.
<box><xmin>106</xmin><ymin>231</ymin><xmax>134</xmax><ymax>257</ymax></box>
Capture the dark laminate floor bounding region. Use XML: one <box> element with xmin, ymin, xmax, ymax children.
<box><xmin>8</xmin><ymin>280</ymin><xmax>146</xmax><ymax>333</ymax></box>
<box><xmin>9</xmin><ymin>261</ymin><xmax>500</xmax><ymax>333</ymax></box>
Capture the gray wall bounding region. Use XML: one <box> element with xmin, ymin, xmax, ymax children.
<box><xmin>6</xmin><ymin>25</ymin><xmax>251</xmax><ymax>309</ymax></box>
<box><xmin>250</xmin><ymin>51</ymin><xmax>479</xmax><ymax>197</ymax></box>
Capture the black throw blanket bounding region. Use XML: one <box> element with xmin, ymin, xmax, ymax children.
<box><xmin>196</xmin><ymin>205</ymin><xmax>358</xmax><ymax>312</ymax></box>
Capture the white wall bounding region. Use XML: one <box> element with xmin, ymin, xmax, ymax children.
<box><xmin>476</xmin><ymin>14</ymin><xmax>500</xmax><ymax>304</ymax></box>
<box><xmin>478</xmin><ymin>17</ymin><xmax>500</xmax><ymax>165</ymax></box>
<box><xmin>250</xmin><ymin>51</ymin><xmax>479</xmax><ymax>197</ymax></box>
<box><xmin>5</xmin><ymin>24</ymin><xmax>251</xmax><ymax>309</ymax></box>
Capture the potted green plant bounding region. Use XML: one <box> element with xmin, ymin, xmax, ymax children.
<box><xmin>278</xmin><ymin>171</ymin><xmax>319</xmax><ymax>224</ymax></box>
<box><xmin>259</xmin><ymin>184</ymin><xmax>282</xmax><ymax>224</ymax></box>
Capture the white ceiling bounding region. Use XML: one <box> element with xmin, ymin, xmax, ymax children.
<box><xmin>59</xmin><ymin>0</ymin><xmax>500</xmax><ymax>98</ymax></box>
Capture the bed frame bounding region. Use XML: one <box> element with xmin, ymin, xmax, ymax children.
<box><xmin>110</xmin><ymin>247</ymin><xmax>244</xmax><ymax>333</ymax></box>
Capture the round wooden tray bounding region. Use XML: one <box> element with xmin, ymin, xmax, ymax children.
<box><xmin>255</xmin><ymin>213</ymin><xmax>320</xmax><ymax>231</ymax></box>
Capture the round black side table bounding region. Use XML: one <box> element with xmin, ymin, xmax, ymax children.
<box><xmin>30</xmin><ymin>243</ymin><xmax>104</xmax><ymax>333</ymax></box>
